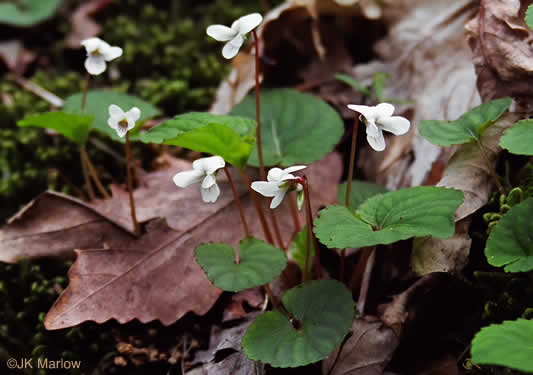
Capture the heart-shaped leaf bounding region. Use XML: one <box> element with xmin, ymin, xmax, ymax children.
<box><xmin>242</xmin><ymin>279</ymin><xmax>353</xmax><ymax>367</ymax></box>
<box><xmin>17</xmin><ymin>111</ymin><xmax>93</xmax><ymax>145</ymax></box>
<box><xmin>141</xmin><ymin>112</ymin><xmax>256</xmax><ymax>168</ymax></box>
<box><xmin>419</xmin><ymin>97</ymin><xmax>511</xmax><ymax>146</ymax></box>
<box><xmin>471</xmin><ymin>319</ymin><xmax>533</xmax><ymax>372</ymax></box>
<box><xmin>0</xmin><ymin>0</ymin><xmax>62</xmax><ymax>27</ymax></box>
<box><xmin>195</xmin><ymin>237</ymin><xmax>287</xmax><ymax>292</ymax></box>
<box><xmin>485</xmin><ymin>198</ymin><xmax>533</xmax><ymax>272</ymax></box>
<box><xmin>337</xmin><ymin>180</ymin><xmax>389</xmax><ymax>210</ymax></box>
<box><xmin>314</xmin><ymin>187</ymin><xmax>463</xmax><ymax>249</ymax></box>
<box><xmin>63</xmin><ymin>90</ymin><xmax>161</xmax><ymax>142</ymax></box>
<box><xmin>289</xmin><ymin>226</ymin><xmax>315</xmax><ymax>278</ymax></box>
<box><xmin>231</xmin><ymin>89</ymin><xmax>344</xmax><ymax>167</ymax></box>
<box><xmin>499</xmin><ymin>119</ymin><xmax>533</xmax><ymax>156</ymax></box>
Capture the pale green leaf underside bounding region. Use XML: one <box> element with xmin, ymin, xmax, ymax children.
<box><xmin>242</xmin><ymin>279</ymin><xmax>353</xmax><ymax>367</ymax></box>
<box><xmin>141</xmin><ymin>112</ymin><xmax>256</xmax><ymax>168</ymax></box>
<box><xmin>0</xmin><ymin>0</ymin><xmax>62</xmax><ymax>27</ymax></box>
<box><xmin>64</xmin><ymin>91</ymin><xmax>161</xmax><ymax>142</ymax></box>
<box><xmin>337</xmin><ymin>180</ymin><xmax>389</xmax><ymax>210</ymax></box>
<box><xmin>17</xmin><ymin>111</ymin><xmax>94</xmax><ymax>145</ymax></box>
<box><xmin>485</xmin><ymin>198</ymin><xmax>533</xmax><ymax>272</ymax></box>
<box><xmin>472</xmin><ymin>319</ymin><xmax>533</xmax><ymax>372</ymax></box>
<box><xmin>499</xmin><ymin>119</ymin><xmax>533</xmax><ymax>156</ymax></box>
<box><xmin>314</xmin><ymin>187</ymin><xmax>464</xmax><ymax>249</ymax></box>
<box><xmin>231</xmin><ymin>89</ymin><xmax>344</xmax><ymax>167</ymax></box>
<box><xmin>195</xmin><ymin>237</ymin><xmax>287</xmax><ymax>292</ymax></box>
<box><xmin>419</xmin><ymin>97</ymin><xmax>511</xmax><ymax>146</ymax></box>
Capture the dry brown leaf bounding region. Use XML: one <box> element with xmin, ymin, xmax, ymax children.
<box><xmin>410</xmin><ymin>112</ymin><xmax>520</xmax><ymax>275</ymax></box>
<box><xmin>223</xmin><ymin>287</ymin><xmax>265</xmax><ymax>322</ymax></box>
<box><xmin>65</xmin><ymin>0</ymin><xmax>113</xmax><ymax>48</ymax></box>
<box><xmin>358</xmin><ymin>0</ymin><xmax>481</xmax><ymax>189</ymax></box>
<box><xmin>0</xmin><ymin>192</ymin><xmax>133</xmax><ymax>263</ymax></box>
<box><xmin>322</xmin><ymin>316</ymin><xmax>400</xmax><ymax>375</ymax></box>
<box><xmin>40</xmin><ymin>153</ymin><xmax>341</xmax><ymax>329</ymax></box>
<box><xmin>0</xmin><ymin>40</ymin><xmax>36</xmax><ymax>76</ymax></box>
<box><xmin>466</xmin><ymin>0</ymin><xmax>533</xmax><ymax>107</ymax></box>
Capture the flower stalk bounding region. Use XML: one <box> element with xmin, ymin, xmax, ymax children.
<box><xmin>239</xmin><ymin>170</ymin><xmax>274</xmax><ymax>244</ymax></box>
<box><xmin>224</xmin><ymin>166</ymin><xmax>249</xmax><ymax>260</ymax></box>
<box><xmin>125</xmin><ymin>132</ymin><xmax>140</xmax><ymax>236</ymax></box>
<box><xmin>299</xmin><ymin>176</ymin><xmax>320</xmax><ymax>282</ymax></box>
<box><xmin>356</xmin><ymin>246</ymin><xmax>376</xmax><ymax>316</ymax></box>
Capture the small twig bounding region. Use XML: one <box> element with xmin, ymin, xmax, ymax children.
<box><xmin>80</xmin><ymin>146</ymin><xmax>95</xmax><ymax>201</ymax></box>
<box><xmin>14</xmin><ymin>76</ymin><xmax>64</xmax><ymax>107</ymax></box>
<box><xmin>125</xmin><ymin>132</ymin><xmax>140</xmax><ymax>236</ymax></box>
<box><xmin>356</xmin><ymin>247</ymin><xmax>376</xmax><ymax>316</ymax></box>
<box><xmin>81</xmin><ymin>147</ymin><xmax>110</xmax><ymax>199</ymax></box>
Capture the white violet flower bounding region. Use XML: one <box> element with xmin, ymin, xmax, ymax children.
<box><xmin>206</xmin><ymin>13</ymin><xmax>263</xmax><ymax>59</ymax></box>
<box><xmin>173</xmin><ymin>156</ymin><xmax>226</xmax><ymax>203</ymax></box>
<box><xmin>81</xmin><ymin>37</ymin><xmax>122</xmax><ymax>75</ymax></box>
<box><xmin>107</xmin><ymin>104</ymin><xmax>141</xmax><ymax>138</ymax></box>
<box><xmin>347</xmin><ymin>102</ymin><xmax>410</xmax><ymax>152</ymax></box>
<box><xmin>251</xmin><ymin>166</ymin><xmax>306</xmax><ymax>209</ymax></box>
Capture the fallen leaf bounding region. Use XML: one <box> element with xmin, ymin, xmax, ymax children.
<box><xmin>322</xmin><ymin>316</ymin><xmax>400</xmax><ymax>375</ymax></box>
<box><xmin>465</xmin><ymin>0</ymin><xmax>533</xmax><ymax>108</ymax></box>
<box><xmin>414</xmin><ymin>354</ymin><xmax>459</xmax><ymax>375</ymax></box>
<box><xmin>38</xmin><ymin>153</ymin><xmax>341</xmax><ymax>329</ymax></box>
<box><xmin>410</xmin><ymin>112</ymin><xmax>520</xmax><ymax>275</ymax></box>
<box><xmin>223</xmin><ymin>287</ymin><xmax>265</xmax><ymax>322</ymax></box>
<box><xmin>65</xmin><ymin>0</ymin><xmax>113</xmax><ymax>48</ymax></box>
<box><xmin>190</xmin><ymin>313</ymin><xmax>263</xmax><ymax>375</ymax></box>
<box><xmin>0</xmin><ymin>39</ymin><xmax>36</xmax><ymax>75</ymax></box>
<box><xmin>0</xmin><ymin>191</ymin><xmax>133</xmax><ymax>263</ymax></box>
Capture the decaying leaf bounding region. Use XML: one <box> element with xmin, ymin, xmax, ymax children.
<box><xmin>322</xmin><ymin>316</ymin><xmax>399</xmax><ymax>375</ymax></box>
<box><xmin>65</xmin><ymin>0</ymin><xmax>113</xmax><ymax>48</ymax></box>
<box><xmin>223</xmin><ymin>287</ymin><xmax>265</xmax><ymax>322</ymax></box>
<box><xmin>0</xmin><ymin>39</ymin><xmax>36</xmax><ymax>76</ymax></box>
<box><xmin>466</xmin><ymin>0</ymin><xmax>533</xmax><ymax>108</ymax></box>
<box><xmin>411</xmin><ymin>113</ymin><xmax>520</xmax><ymax>275</ymax></box>
<box><xmin>191</xmin><ymin>313</ymin><xmax>262</xmax><ymax>375</ymax></box>
<box><xmin>26</xmin><ymin>153</ymin><xmax>340</xmax><ymax>329</ymax></box>
<box><xmin>0</xmin><ymin>192</ymin><xmax>133</xmax><ymax>263</ymax></box>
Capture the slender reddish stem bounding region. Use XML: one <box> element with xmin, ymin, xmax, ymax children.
<box><xmin>301</xmin><ymin>176</ymin><xmax>321</xmax><ymax>282</ymax></box>
<box><xmin>125</xmin><ymin>132</ymin><xmax>140</xmax><ymax>236</ymax></box>
<box><xmin>81</xmin><ymin>147</ymin><xmax>110</xmax><ymax>199</ymax></box>
<box><xmin>289</xmin><ymin>192</ymin><xmax>301</xmax><ymax>232</ymax></box>
<box><xmin>345</xmin><ymin>116</ymin><xmax>360</xmax><ymax>207</ymax></box>
<box><xmin>80</xmin><ymin>146</ymin><xmax>95</xmax><ymax>200</ymax></box>
<box><xmin>224</xmin><ymin>166</ymin><xmax>249</xmax><ymax>246</ymax></box>
<box><xmin>356</xmin><ymin>246</ymin><xmax>376</xmax><ymax>316</ymax></box>
<box><xmin>239</xmin><ymin>170</ymin><xmax>274</xmax><ymax>244</ymax></box>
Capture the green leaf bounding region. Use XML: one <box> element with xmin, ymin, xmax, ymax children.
<box><xmin>526</xmin><ymin>4</ymin><xmax>533</xmax><ymax>31</ymax></box>
<box><xmin>337</xmin><ymin>180</ymin><xmax>389</xmax><ymax>210</ymax></box>
<box><xmin>485</xmin><ymin>198</ymin><xmax>533</xmax><ymax>272</ymax></box>
<box><xmin>242</xmin><ymin>279</ymin><xmax>353</xmax><ymax>367</ymax></box>
<box><xmin>499</xmin><ymin>119</ymin><xmax>533</xmax><ymax>156</ymax></box>
<box><xmin>195</xmin><ymin>237</ymin><xmax>287</xmax><ymax>292</ymax></box>
<box><xmin>231</xmin><ymin>89</ymin><xmax>344</xmax><ymax>167</ymax></box>
<box><xmin>63</xmin><ymin>90</ymin><xmax>161</xmax><ymax>142</ymax></box>
<box><xmin>0</xmin><ymin>0</ymin><xmax>62</xmax><ymax>27</ymax></box>
<box><xmin>335</xmin><ymin>73</ymin><xmax>371</xmax><ymax>96</ymax></box>
<box><xmin>141</xmin><ymin>112</ymin><xmax>256</xmax><ymax>168</ymax></box>
<box><xmin>471</xmin><ymin>319</ymin><xmax>533</xmax><ymax>372</ymax></box>
<box><xmin>17</xmin><ymin>111</ymin><xmax>93</xmax><ymax>145</ymax></box>
<box><xmin>314</xmin><ymin>187</ymin><xmax>463</xmax><ymax>249</ymax></box>
<box><xmin>289</xmin><ymin>227</ymin><xmax>315</xmax><ymax>278</ymax></box>
<box><xmin>419</xmin><ymin>98</ymin><xmax>512</xmax><ymax>146</ymax></box>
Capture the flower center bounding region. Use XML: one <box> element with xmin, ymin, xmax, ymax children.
<box><xmin>91</xmin><ymin>49</ymin><xmax>101</xmax><ymax>56</ymax></box>
<box><xmin>118</xmin><ymin>118</ymin><xmax>128</xmax><ymax>129</ymax></box>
